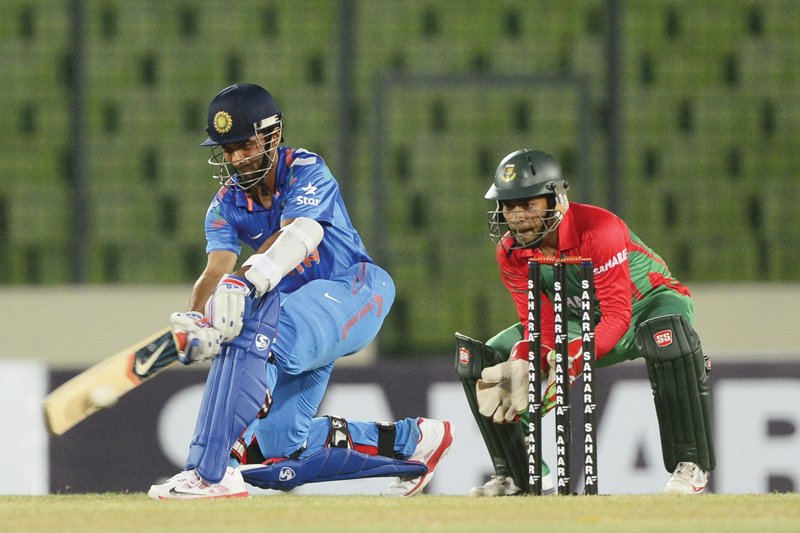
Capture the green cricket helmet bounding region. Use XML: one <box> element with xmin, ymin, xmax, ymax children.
<box><xmin>485</xmin><ymin>149</ymin><xmax>570</xmax><ymax>247</ymax></box>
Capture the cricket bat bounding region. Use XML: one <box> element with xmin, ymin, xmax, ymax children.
<box><xmin>43</xmin><ymin>327</ymin><xmax>186</xmax><ymax>435</ymax></box>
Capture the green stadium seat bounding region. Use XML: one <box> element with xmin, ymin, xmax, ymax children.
<box><xmin>1</xmin><ymin>0</ymin><xmax>798</xmax><ymax>357</ymax></box>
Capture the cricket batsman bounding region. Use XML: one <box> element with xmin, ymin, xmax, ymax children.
<box><xmin>148</xmin><ymin>83</ymin><xmax>454</xmax><ymax>499</ymax></box>
<box><xmin>456</xmin><ymin>148</ymin><xmax>715</xmax><ymax>495</ymax></box>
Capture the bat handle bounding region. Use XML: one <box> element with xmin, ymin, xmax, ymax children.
<box><xmin>172</xmin><ymin>331</ymin><xmax>188</xmax><ymax>354</ymax></box>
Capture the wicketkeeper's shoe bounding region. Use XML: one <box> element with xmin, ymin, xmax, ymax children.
<box><xmin>469</xmin><ymin>475</ymin><xmax>521</xmax><ymax>497</ymax></box>
<box><xmin>382</xmin><ymin>418</ymin><xmax>455</xmax><ymax>497</ymax></box>
<box><xmin>664</xmin><ymin>462</ymin><xmax>709</xmax><ymax>495</ymax></box>
<box><xmin>469</xmin><ymin>468</ymin><xmax>556</xmax><ymax>497</ymax></box>
<box><xmin>148</xmin><ymin>467</ymin><xmax>250</xmax><ymax>500</ymax></box>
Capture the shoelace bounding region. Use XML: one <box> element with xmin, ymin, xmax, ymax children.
<box><xmin>386</xmin><ymin>478</ymin><xmax>404</xmax><ymax>489</ymax></box>
<box><xmin>167</xmin><ymin>471</ymin><xmax>194</xmax><ymax>485</ymax></box>
<box><xmin>484</xmin><ymin>475</ymin><xmax>509</xmax><ymax>488</ymax></box>
<box><xmin>673</xmin><ymin>462</ymin><xmax>697</xmax><ymax>481</ymax></box>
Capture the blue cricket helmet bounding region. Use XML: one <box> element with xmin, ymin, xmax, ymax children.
<box><xmin>201</xmin><ymin>83</ymin><xmax>282</xmax><ymax>147</ymax></box>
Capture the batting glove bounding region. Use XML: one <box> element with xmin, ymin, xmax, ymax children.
<box><xmin>170</xmin><ymin>311</ymin><xmax>223</xmax><ymax>365</ymax></box>
<box><xmin>205</xmin><ymin>275</ymin><xmax>252</xmax><ymax>341</ymax></box>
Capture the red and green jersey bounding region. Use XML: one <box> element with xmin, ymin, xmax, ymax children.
<box><xmin>496</xmin><ymin>202</ymin><xmax>690</xmax><ymax>360</ymax></box>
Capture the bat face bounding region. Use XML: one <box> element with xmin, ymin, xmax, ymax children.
<box><xmin>43</xmin><ymin>328</ymin><xmax>181</xmax><ymax>435</ymax></box>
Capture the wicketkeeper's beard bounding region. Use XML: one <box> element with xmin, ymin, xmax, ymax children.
<box><xmin>508</xmin><ymin>220</ymin><xmax>546</xmax><ymax>247</ymax></box>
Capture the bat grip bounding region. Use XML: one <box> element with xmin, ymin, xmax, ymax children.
<box><xmin>172</xmin><ymin>331</ymin><xmax>188</xmax><ymax>354</ymax></box>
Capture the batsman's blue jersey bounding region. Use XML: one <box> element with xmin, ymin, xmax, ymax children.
<box><xmin>204</xmin><ymin>146</ymin><xmax>373</xmax><ymax>294</ymax></box>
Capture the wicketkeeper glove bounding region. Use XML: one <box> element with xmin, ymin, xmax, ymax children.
<box><xmin>205</xmin><ymin>274</ymin><xmax>253</xmax><ymax>341</ymax></box>
<box><xmin>170</xmin><ymin>311</ymin><xmax>223</xmax><ymax>365</ymax></box>
<box><xmin>476</xmin><ymin>341</ymin><xmax>530</xmax><ymax>423</ymax></box>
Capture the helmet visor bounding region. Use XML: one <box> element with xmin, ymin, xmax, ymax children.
<box><xmin>207</xmin><ymin>126</ymin><xmax>281</xmax><ymax>190</ymax></box>
<box><xmin>487</xmin><ymin>198</ymin><xmax>564</xmax><ymax>248</ymax></box>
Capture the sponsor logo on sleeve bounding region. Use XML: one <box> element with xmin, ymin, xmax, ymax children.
<box><xmin>296</xmin><ymin>182</ymin><xmax>320</xmax><ymax>206</ymax></box>
<box><xmin>300</xmin><ymin>183</ymin><xmax>318</xmax><ymax>195</ymax></box>
<box><xmin>593</xmin><ymin>249</ymin><xmax>628</xmax><ymax>276</ymax></box>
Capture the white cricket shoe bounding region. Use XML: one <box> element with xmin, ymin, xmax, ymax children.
<box><xmin>148</xmin><ymin>467</ymin><xmax>249</xmax><ymax>500</ymax></box>
<box><xmin>147</xmin><ymin>470</ymin><xmax>195</xmax><ymax>494</ymax></box>
<box><xmin>469</xmin><ymin>475</ymin><xmax>521</xmax><ymax>497</ymax></box>
<box><xmin>469</xmin><ymin>471</ymin><xmax>556</xmax><ymax>497</ymax></box>
<box><xmin>382</xmin><ymin>418</ymin><xmax>455</xmax><ymax>497</ymax></box>
<box><xmin>664</xmin><ymin>462</ymin><xmax>709</xmax><ymax>495</ymax></box>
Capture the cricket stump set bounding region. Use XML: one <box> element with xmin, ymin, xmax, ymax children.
<box><xmin>526</xmin><ymin>257</ymin><xmax>598</xmax><ymax>496</ymax></box>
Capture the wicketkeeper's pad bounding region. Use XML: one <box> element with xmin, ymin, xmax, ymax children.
<box><xmin>455</xmin><ymin>332</ymin><xmax>530</xmax><ymax>491</ymax></box>
<box><xmin>636</xmin><ymin>314</ymin><xmax>716</xmax><ymax>473</ymax></box>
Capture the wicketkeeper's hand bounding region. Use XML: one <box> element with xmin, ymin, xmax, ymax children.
<box><xmin>541</xmin><ymin>338</ymin><xmax>583</xmax><ymax>415</ymax></box>
<box><xmin>170</xmin><ymin>311</ymin><xmax>223</xmax><ymax>365</ymax></box>
<box><xmin>476</xmin><ymin>341</ymin><xmax>530</xmax><ymax>423</ymax></box>
<box><xmin>205</xmin><ymin>274</ymin><xmax>252</xmax><ymax>340</ymax></box>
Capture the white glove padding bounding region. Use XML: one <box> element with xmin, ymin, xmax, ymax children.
<box><xmin>170</xmin><ymin>311</ymin><xmax>223</xmax><ymax>365</ymax></box>
<box><xmin>476</xmin><ymin>358</ymin><xmax>529</xmax><ymax>423</ymax></box>
<box><xmin>204</xmin><ymin>275</ymin><xmax>251</xmax><ymax>340</ymax></box>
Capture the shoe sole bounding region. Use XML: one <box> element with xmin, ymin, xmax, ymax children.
<box><xmin>154</xmin><ymin>491</ymin><xmax>250</xmax><ymax>500</ymax></box>
<box><xmin>664</xmin><ymin>486</ymin><xmax>706</xmax><ymax>495</ymax></box>
<box><xmin>403</xmin><ymin>421</ymin><xmax>455</xmax><ymax>497</ymax></box>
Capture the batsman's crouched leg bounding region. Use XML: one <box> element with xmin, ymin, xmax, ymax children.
<box><xmin>236</xmin><ymin>416</ymin><xmax>433</xmax><ymax>491</ymax></box>
<box><xmin>635</xmin><ymin>314</ymin><xmax>716</xmax><ymax>474</ymax></box>
<box><xmin>455</xmin><ymin>331</ymin><xmax>531</xmax><ymax>494</ymax></box>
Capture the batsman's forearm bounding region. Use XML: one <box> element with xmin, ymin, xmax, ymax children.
<box><xmin>191</xmin><ymin>250</ymin><xmax>239</xmax><ymax>312</ymax></box>
<box><xmin>190</xmin><ymin>272</ymin><xmax>224</xmax><ymax>313</ymax></box>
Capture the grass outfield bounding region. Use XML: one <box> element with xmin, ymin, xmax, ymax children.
<box><xmin>1</xmin><ymin>494</ymin><xmax>799</xmax><ymax>532</ymax></box>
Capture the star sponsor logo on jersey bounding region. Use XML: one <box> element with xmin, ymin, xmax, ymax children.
<box><xmin>300</xmin><ymin>183</ymin><xmax>318</xmax><ymax>195</ymax></box>
<box><xmin>654</xmin><ymin>329</ymin><xmax>673</xmax><ymax>347</ymax></box>
<box><xmin>296</xmin><ymin>182</ymin><xmax>321</xmax><ymax>206</ymax></box>
<box><xmin>296</xmin><ymin>196</ymin><xmax>320</xmax><ymax>206</ymax></box>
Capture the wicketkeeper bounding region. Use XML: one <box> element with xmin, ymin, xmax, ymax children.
<box><xmin>456</xmin><ymin>148</ymin><xmax>715</xmax><ymax>496</ymax></box>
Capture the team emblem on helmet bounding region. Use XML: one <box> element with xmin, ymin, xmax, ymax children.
<box><xmin>213</xmin><ymin>111</ymin><xmax>233</xmax><ymax>134</ymax></box>
<box><xmin>501</xmin><ymin>164</ymin><xmax>516</xmax><ymax>182</ymax></box>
